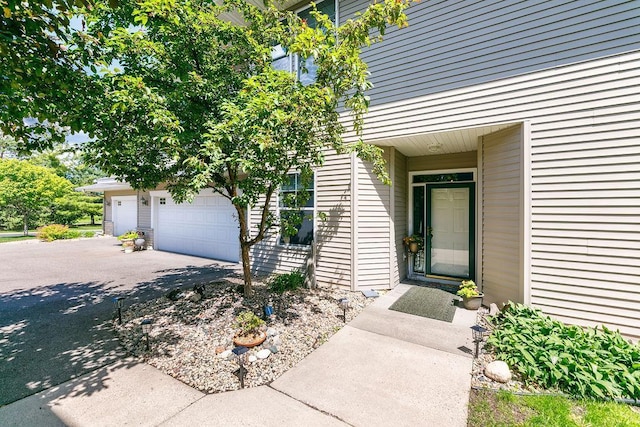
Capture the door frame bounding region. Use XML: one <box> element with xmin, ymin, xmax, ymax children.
<box><xmin>425</xmin><ymin>182</ymin><xmax>475</xmax><ymax>280</ymax></box>
<box><xmin>408</xmin><ymin>168</ymin><xmax>477</xmax><ymax>281</ymax></box>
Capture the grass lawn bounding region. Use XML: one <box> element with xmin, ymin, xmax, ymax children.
<box><xmin>0</xmin><ymin>235</ymin><xmax>36</xmax><ymax>243</ymax></box>
<box><xmin>468</xmin><ymin>389</ymin><xmax>640</xmax><ymax>427</ymax></box>
<box><xmin>0</xmin><ymin>224</ymin><xmax>102</xmax><ymax>243</ymax></box>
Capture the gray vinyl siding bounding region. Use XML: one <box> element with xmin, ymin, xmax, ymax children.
<box><xmin>530</xmin><ymin>121</ymin><xmax>640</xmax><ymax>337</ymax></box>
<box><xmin>249</xmin><ymin>197</ymin><xmax>310</xmax><ymax>277</ymax></box>
<box><xmin>357</xmin><ymin>45</ymin><xmax>639</xmax><ymax>311</ymax></box>
<box><xmin>393</xmin><ymin>149</ymin><xmax>407</xmax><ymax>285</ymax></box>
<box><xmin>480</xmin><ymin>125</ymin><xmax>523</xmax><ymax>306</ymax></box>
<box><xmin>341</xmin><ymin>0</ymin><xmax>640</xmax><ymax>107</ymax></box>
<box><xmin>249</xmin><ymin>150</ymin><xmax>353</xmax><ymax>287</ymax></box>
<box><xmin>316</xmin><ymin>151</ymin><xmax>353</xmax><ymax>288</ymax></box>
<box><xmin>138</xmin><ymin>190</ymin><xmax>152</xmax><ymax>228</ymax></box>
<box><xmin>356</xmin><ymin>147</ymin><xmax>392</xmax><ymax>288</ymax></box>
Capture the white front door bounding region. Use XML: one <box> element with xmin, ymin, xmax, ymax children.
<box><xmin>154</xmin><ymin>192</ymin><xmax>240</xmax><ymax>262</ymax></box>
<box><xmin>112</xmin><ymin>196</ymin><xmax>137</xmax><ymax>236</ymax></box>
<box><xmin>428</xmin><ymin>186</ymin><xmax>472</xmax><ymax>278</ymax></box>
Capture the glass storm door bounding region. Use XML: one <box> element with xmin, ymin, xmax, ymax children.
<box><xmin>426</xmin><ymin>183</ymin><xmax>475</xmax><ymax>279</ymax></box>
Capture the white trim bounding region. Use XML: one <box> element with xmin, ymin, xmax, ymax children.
<box><xmin>476</xmin><ymin>140</ymin><xmax>484</xmax><ymax>290</ymax></box>
<box><xmin>350</xmin><ymin>152</ymin><xmax>358</xmax><ymax>291</ymax></box>
<box><xmin>521</xmin><ymin>121</ymin><xmax>532</xmax><ymax>305</ymax></box>
<box><xmin>389</xmin><ymin>147</ymin><xmax>396</xmax><ymax>287</ymax></box>
<box><xmin>111</xmin><ymin>195</ymin><xmax>137</xmax><ymax>201</ymax></box>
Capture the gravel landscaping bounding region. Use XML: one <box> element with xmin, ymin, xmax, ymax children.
<box><xmin>114</xmin><ymin>276</ymin><xmax>377</xmax><ymax>393</ymax></box>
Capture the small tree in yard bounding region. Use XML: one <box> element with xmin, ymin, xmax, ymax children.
<box><xmin>73</xmin><ymin>0</ymin><xmax>412</xmax><ymax>295</ymax></box>
<box><xmin>0</xmin><ymin>159</ymin><xmax>73</xmax><ymax>235</ymax></box>
<box><xmin>51</xmin><ymin>192</ymin><xmax>103</xmax><ymax>226</ymax></box>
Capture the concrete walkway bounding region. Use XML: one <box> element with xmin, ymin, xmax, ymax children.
<box><xmin>0</xmin><ymin>284</ymin><xmax>477</xmax><ymax>426</ymax></box>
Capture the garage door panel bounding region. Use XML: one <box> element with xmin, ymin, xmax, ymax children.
<box><xmin>156</xmin><ymin>194</ymin><xmax>239</xmax><ymax>262</ymax></box>
<box><xmin>113</xmin><ymin>199</ymin><xmax>137</xmax><ymax>236</ymax></box>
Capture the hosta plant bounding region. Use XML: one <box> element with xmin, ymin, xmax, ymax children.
<box><xmin>486</xmin><ymin>303</ymin><xmax>640</xmax><ymax>401</ymax></box>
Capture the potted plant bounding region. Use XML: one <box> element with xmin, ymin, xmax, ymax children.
<box><xmin>118</xmin><ymin>230</ymin><xmax>138</xmax><ymax>253</ymax></box>
<box><xmin>457</xmin><ymin>280</ymin><xmax>483</xmax><ymax>310</ymax></box>
<box><xmin>233</xmin><ymin>310</ymin><xmax>267</xmax><ymax>347</ymax></box>
<box><xmin>403</xmin><ymin>234</ymin><xmax>424</xmax><ymax>253</ymax></box>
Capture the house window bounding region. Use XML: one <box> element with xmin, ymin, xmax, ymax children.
<box><xmin>279</xmin><ymin>173</ymin><xmax>314</xmax><ymax>245</ymax></box>
<box><xmin>271</xmin><ymin>0</ymin><xmax>336</xmax><ymax>84</ymax></box>
<box><xmin>159</xmin><ymin>198</ymin><xmax>166</xmax><ymax>205</ymax></box>
<box><xmin>117</xmin><ymin>201</ymin><xmax>122</xmax><ymax>206</ymax></box>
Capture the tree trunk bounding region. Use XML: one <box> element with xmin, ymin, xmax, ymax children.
<box><xmin>23</xmin><ymin>214</ymin><xmax>28</xmax><ymax>236</ymax></box>
<box><xmin>90</xmin><ymin>214</ymin><xmax>96</xmax><ymax>225</ymax></box>
<box><xmin>235</xmin><ymin>204</ymin><xmax>254</xmax><ymax>296</ymax></box>
<box><xmin>240</xmin><ymin>242</ymin><xmax>253</xmax><ymax>296</ymax></box>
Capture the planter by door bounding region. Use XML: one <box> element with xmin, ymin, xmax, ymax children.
<box><xmin>462</xmin><ymin>295</ymin><xmax>483</xmax><ymax>310</ymax></box>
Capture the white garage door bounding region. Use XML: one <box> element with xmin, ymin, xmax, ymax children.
<box><xmin>155</xmin><ymin>192</ymin><xmax>240</xmax><ymax>262</ymax></box>
<box><xmin>112</xmin><ymin>197</ymin><xmax>138</xmax><ymax>236</ymax></box>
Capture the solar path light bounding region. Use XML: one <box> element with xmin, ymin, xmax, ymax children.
<box><xmin>141</xmin><ymin>318</ymin><xmax>153</xmax><ymax>351</ymax></box>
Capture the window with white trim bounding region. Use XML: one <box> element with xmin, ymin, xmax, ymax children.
<box><xmin>271</xmin><ymin>0</ymin><xmax>336</xmax><ymax>84</ymax></box>
<box><xmin>279</xmin><ymin>173</ymin><xmax>314</xmax><ymax>245</ymax></box>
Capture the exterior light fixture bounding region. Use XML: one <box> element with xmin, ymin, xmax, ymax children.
<box><xmin>140</xmin><ymin>196</ymin><xmax>148</xmax><ymax>206</ymax></box>
<box><xmin>113</xmin><ymin>296</ymin><xmax>125</xmax><ymax>324</ymax></box>
<box><xmin>141</xmin><ymin>319</ymin><xmax>153</xmax><ymax>351</ymax></box>
<box><xmin>105</xmin><ymin>200</ymin><xmax>111</xmax><ymax>206</ymax></box>
<box><xmin>471</xmin><ymin>325</ymin><xmax>488</xmax><ymax>358</ymax></box>
<box><xmin>338</xmin><ymin>298</ymin><xmax>350</xmax><ymax>323</ymax></box>
<box><xmin>232</xmin><ymin>346</ymin><xmax>249</xmax><ymax>388</ymax></box>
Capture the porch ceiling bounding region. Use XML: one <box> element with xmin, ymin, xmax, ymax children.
<box><xmin>371</xmin><ymin>122</ymin><xmax>520</xmax><ymax>157</ymax></box>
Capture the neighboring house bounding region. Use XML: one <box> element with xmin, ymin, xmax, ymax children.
<box><xmin>87</xmin><ymin>0</ymin><xmax>640</xmax><ymax>339</ymax></box>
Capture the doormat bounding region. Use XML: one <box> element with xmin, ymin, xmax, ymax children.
<box><xmin>388</xmin><ymin>286</ymin><xmax>457</xmax><ymax>323</ymax></box>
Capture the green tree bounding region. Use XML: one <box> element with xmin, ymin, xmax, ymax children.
<box><xmin>0</xmin><ymin>159</ymin><xmax>73</xmax><ymax>235</ymax></box>
<box><xmin>27</xmin><ymin>142</ymin><xmax>105</xmax><ymax>186</ymax></box>
<box><xmin>0</xmin><ymin>133</ymin><xmax>18</xmax><ymax>159</ymax></box>
<box><xmin>75</xmin><ymin>0</ymin><xmax>412</xmax><ymax>295</ymax></box>
<box><xmin>0</xmin><ymin>0</ymin><xmax>101</xmax><ymax>149</ymax></box>
<box><xmin>51</xmin><ymin>192</ymin><xmax>102</xmax><ymax>225</ymax></box>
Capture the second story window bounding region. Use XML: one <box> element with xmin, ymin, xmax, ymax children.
<box><xmin>279</xmin><ymin>173</ymin><xmax>315</xmax><ymax>246</ymax></box>
<box><xmin>271</xmin><ymin>0</ymin><xmax>336</xmax><ymax>84</ymax></box>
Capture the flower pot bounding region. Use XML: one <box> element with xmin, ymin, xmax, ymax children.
<box><xmin>409</xmin><ymin>242</ymin><xmax>419</xmax><ymax>253</ymax></box>
<box><xmin>233</xmin><ymin>331</ymin><xmax>267</xmax><ymax>348</ymax></box>
<box><xmin>462</xmin><ymin>295</ymin><xmax>483</xmax><ymax>310</ymax></box>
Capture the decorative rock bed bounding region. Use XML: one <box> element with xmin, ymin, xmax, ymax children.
<box><xmin>113</xmin><ymin>277</ymin><xmax>376</xmax><ymax>393</ymax></box>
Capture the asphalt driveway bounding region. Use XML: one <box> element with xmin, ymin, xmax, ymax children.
<box><xmin>0</xmin><ymin>237</ymin><xmax>239</xmax><ymax>406</ymax></box>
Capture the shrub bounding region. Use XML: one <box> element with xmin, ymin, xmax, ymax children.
<box><xmin>36</xmin><ymin>224</ymin><xmax>89</xmax><ymax>241</ymax></box>
<box><xmin>83</xmin><ymin>231</ymin><xmax>96</xmax><ymax>238</ymax></box>
<box><xmin>268</xmin><ymin>270</ymin><xmax>305</xmax><ymax>294</ymax></box>
<box><xmin>37</xmin><ymin>224</ymin><xmax>70</xmax><ymax>241</ymax></box>
<box><xmin>117</xmin><ymin>230</ymin><xmax>138</xmax><ymax>241</ymax></box>
<box><xmin>234</xmin><ymin>310</ymin><xmax>265</xmax><ymax>336</ymax></box>
<box><xmin>486</xmin><ymin>303</ymin><xmax>640</xmax><ymax>400</ymax></box>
